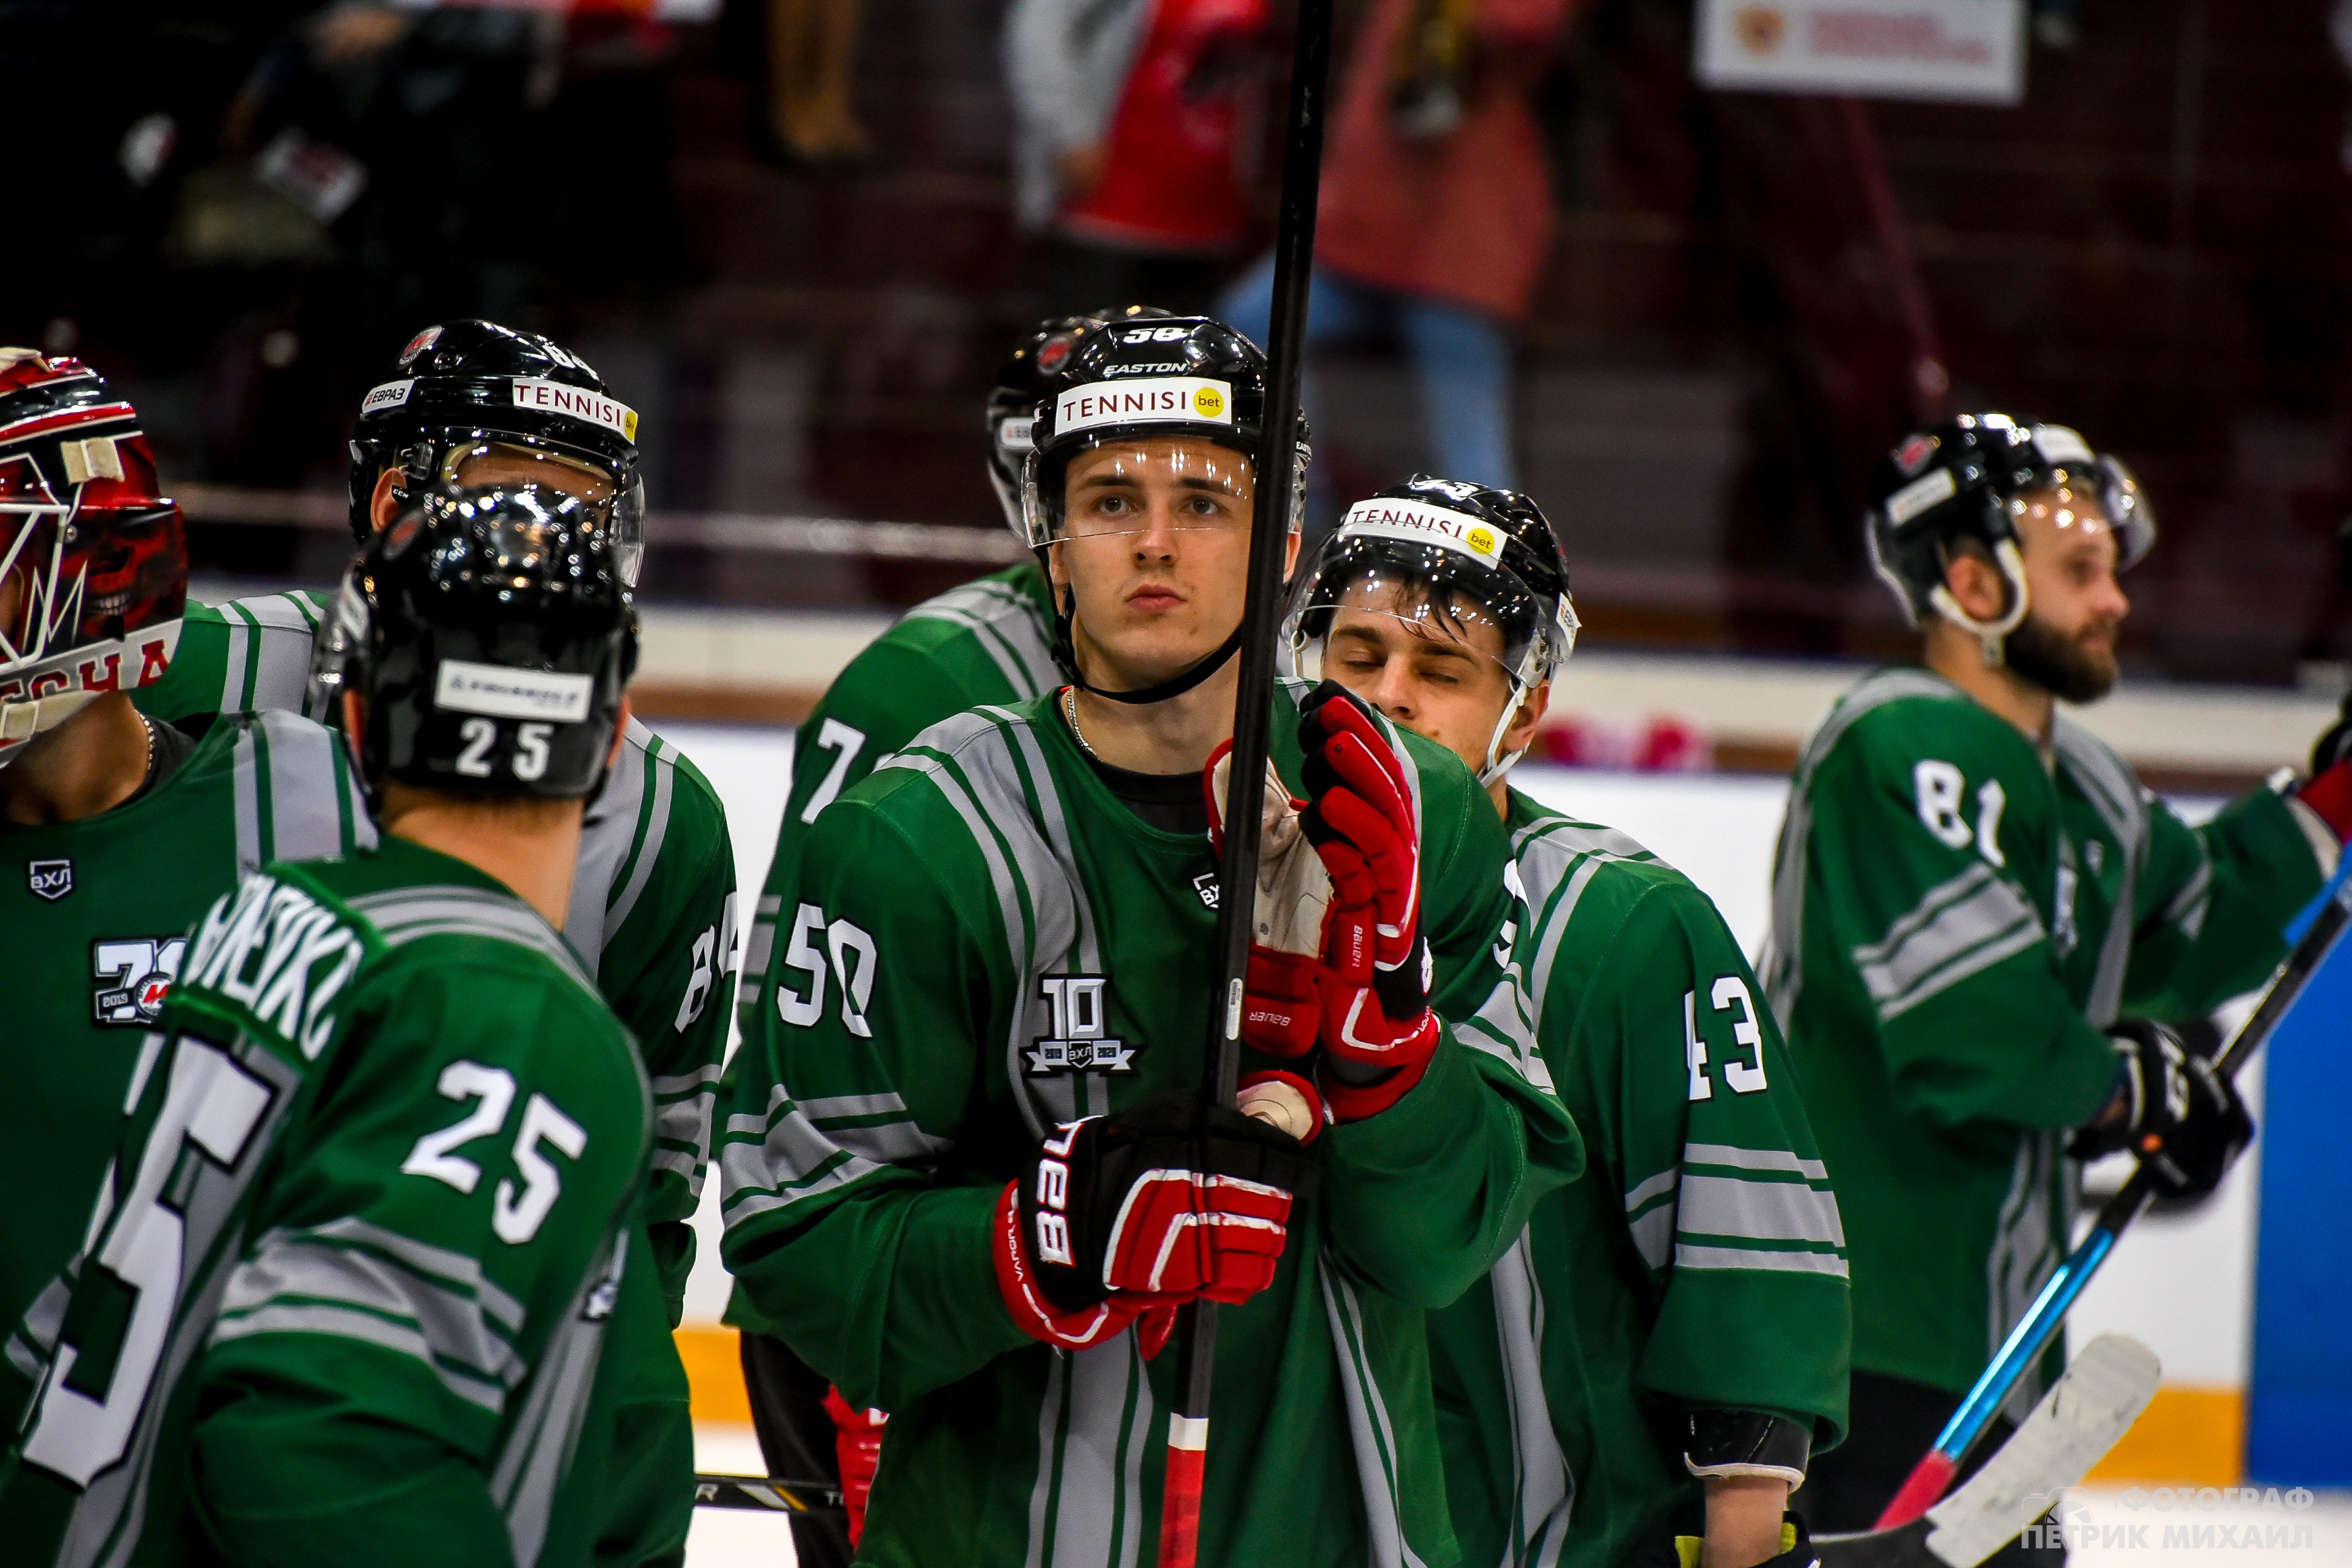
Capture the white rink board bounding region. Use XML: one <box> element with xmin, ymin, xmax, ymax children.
<box><xmin>652</xmin><ymin>721</ymin><xmax>2262</xmax><ymax>1405</ymax></box>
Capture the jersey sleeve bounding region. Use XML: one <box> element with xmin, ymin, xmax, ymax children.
<box><xmin>593</xmin><ymin>743</ymin><xmax>738</xmax><ymax>1323</ymax></box>
<box><xmin>1805</xmin><ymin>720</ymin><xmax>2118</xmax><ymax>1131</ymax></box>
<box><xmin>2124</xmin><ymin>784</ymin><xmax>2330</xmax><ymax>1020</ymax></box>
<box><xmin>719</xmin><ymin>793</ymin><xmax>1032</xmax><ymax>1412</ymax></box>
<box><xmin>1587</xmin><ymin>883</ymin><xmax>1850</xmax><ymax>1445</ymax></box>
<box><xmin>1318</xmin><ymin>742</ymin><xmax>1584</xmax><ymax>1308</ymax></box>
<box><xmin>136</xmin><ymin>592</ymin><xmax>326</xmax><ymax>722</ymax></box>
<box><xmin>188</xmin><ymin>960</ymin><xmax>648</xmax><ymax>1567</ymax></box>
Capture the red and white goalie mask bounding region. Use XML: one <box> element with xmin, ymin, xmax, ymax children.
<box><xmin>0</xmin><ymin>350</ymin><xmax>186</xmax><ymax>764</ymax></box>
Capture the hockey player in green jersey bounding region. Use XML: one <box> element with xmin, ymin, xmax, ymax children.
<box><xmin>731</xmin><ymin>309</ymin><xmax>1198</xmax><ymax>1564</ymax></box>
<box><xmin>721</xmin><ymin>317</ymin><xmax>1582</xmax><ymax>1567</ymax></box>
<box><xmin>1291</xmin><ymin>477</ymin><xmax>1848</xmax><ymax>1568</ymax></box>
<box><xmin>726</xmin><ymin>313</ymin><xmax>1124</xmax><ymax>1563</ymax></box>
<box><xmin>0</xmin><ymin>351</ymin><xmax>371</xmax><ymax>1344</ymax></box>
<box><xmin>0</xmin><ymin>484</ymin><xmax>650</xmax><ymax>1568</ymax></box>
<box><xmin>134</xmin><ymin>322</ymin><xmax>733</xmax><ymax>1564</ymax></box>
<box><xmin>1762</xmin><ymin>413</ymin><xmax>2352</xmax><ymax>1540</ymax></box>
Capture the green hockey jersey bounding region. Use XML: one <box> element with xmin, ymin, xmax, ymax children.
<box><xmin>137</xmin><ymin>590</ymin><xmax>738</xmax><ymax>1319</ymax></box>
<box><xmin>720</xmin><ymin>685</ymin><xmax>1582</xmax><ymax>1568</ymax></box>
<box><xmin>727</xmin><ymin>560</ymin><xmax>1061</xmax><ymax>1339</ymax></box>
<box><xmin>1</xmin><ymin>710</ymin><xmax>371</xmax><ymax>1344</ymax></box>
<box><xmin>1761</xmin><ymin>666</ymin><xmax>2332</xmax><ymax>1395</ymax></box>
<box><xmin>1429</xmin><ymin>794</ymin><xmax>1850</xmax><ymax>1568</ymax></box>
<box><xmin>0</xmin><ymin>836</ymin><xmax>651</xmax><ymax>1568</ymax></box>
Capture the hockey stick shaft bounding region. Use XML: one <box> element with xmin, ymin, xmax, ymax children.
<box><xmin>692</xmin><ymin>1473</ymin><xmax>846</xmax><ymax>1513</ymax></box>
<box><xmin>1157</xmin><ymin>2</ymin><xmax>1336</xmax><ymax>1564</ymax></box>
<box><xmin>1875</xmin><ymin>868</ymin><xmax>2352</xmax><ymax>1529</ymax></box>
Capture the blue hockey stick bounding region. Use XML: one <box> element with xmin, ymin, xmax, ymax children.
<box><xmin>1877</xmin><ymin>858</ymin><xmax>2352</xmax><ymax>1527</ymax></box>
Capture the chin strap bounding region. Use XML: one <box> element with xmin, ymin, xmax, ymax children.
<box><xmin>0</xmin><ymin>687</ymin><xmax>104</xmax><ymax>764</ymax></box>
<box><xmin>1929</xmin><ymin>536</ymin><xmax>2032</xmax><ymax>666</ymax></box>
<box><xmin>1049</xmin><ymin>569</ymin><xmax>1250</xmax><ymax>706</ymax></box>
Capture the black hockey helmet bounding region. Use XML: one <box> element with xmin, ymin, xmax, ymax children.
<box><xmin>1285</xmin><ymin>475</ymin><xmax>1577</xmax><ymax>783</ymax></box>
<box><xmin>310</xmin><ymin>483</ymin><xmax>637</xmax><ymax>810</ymax></box>
<box><xmin>346</xmin><ymin>319</ymin><xmax>644</xmax><ymax>583</ymax></box>
<box><xmin>986</xmin><ymin>306</ymin><xmax>1172</xmax><ymax>538</ymax></box>
<box><xmin>1866</xmin><ymin>412</ymin><xmax>2153</xmax><ymax>651</ymax></box>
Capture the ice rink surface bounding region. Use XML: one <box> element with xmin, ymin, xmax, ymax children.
<box><xmin>654</xmin><ymin>720</ymin><xmax>2343</xmax><ymax>1567</ymax></box>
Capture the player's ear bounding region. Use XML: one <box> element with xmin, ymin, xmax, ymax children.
<box><xmin>340</xmin><ymin>690</ymin><xmax>366</xmax><ymax>751</ymax></box>
<box><xmin>1282</xmin><ymin>526</ymin><xmax>1301</xmax><ymax>579</ymax></box>
<box><xmin>1941</xmin><ymin>546</ymin><xmax>2008</xmax><ymax>624</ymax></box>
<box><xmin>607</xmin><ymin>696</ymin><xmax>632</xmax><ymax>769</ymax></box>
<box><xmin>369</xmin><ymin>467</ymin><xmax>403</xmax><ymax>532</ymax></box>
<box><xmin>1504</xmin><ymin>680</ymin><xmax>1549</xmax><ymax>755</ymax></box>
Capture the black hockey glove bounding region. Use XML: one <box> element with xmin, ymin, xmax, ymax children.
<box><xmin>2069</xmin><ymin>1020</ymin><xmax>2252</xmax><ymax>1199</ymax></box>
<box><xmin>1683</xmin><ymin>1409</ymin><xmax>1812</xmax><ymax>1487</ymax></box>
<box><xmin>993</xmin><ymin>1092</ymin><xmax>1318</xmax><ymax>1350</ymax></box>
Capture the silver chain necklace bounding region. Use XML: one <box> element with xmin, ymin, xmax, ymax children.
<box><xmin>1061</xmin><ymin>685</ymin><xmax>1101</xmax><ymax>761</ymax></box>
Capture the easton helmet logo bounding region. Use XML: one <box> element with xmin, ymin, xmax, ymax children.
<box><xmin>1026</xmin><ymin>975</ymin><xmax>1137</xmax><ymax>1075</ymax></box>
<box><xmin>28</xmin><ymin>859</ymin><xmax>71</xmax><ymax>901</ymax></box>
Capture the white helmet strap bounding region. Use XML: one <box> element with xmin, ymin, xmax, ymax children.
<box><xmin>1927</xmin><ymin>536</ymin><xmax>2030</xmax><ymax>666</ymax></box>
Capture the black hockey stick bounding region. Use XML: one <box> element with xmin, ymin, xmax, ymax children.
<box><xmin>1877</xmin><ymin>861</ymin><xmax>2351</xmax><ymax>1528</ymax></box>
<box><xmin>1158</xmin><ymin>2</ymin><xmax>1336</xmax><ymax>1563</ymax></box>
<box><xmin>1815</xmin><ymin>1333</ymin><xmax>2160</xmax><ymax>1567</ymax></box>
<box><xmin>692</xmin><ymin>1473</ymin><xmax>845</xmax><ymax>1513</ymax></box>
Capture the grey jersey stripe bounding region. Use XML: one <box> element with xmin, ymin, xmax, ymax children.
<box><xmin>351</xmin><ymin>887</ymin><xmax>597</xmax><ymax>995</ymax></box>
<box><xmin>1676</xmin><ymin>1174</ymin><xmax>1846</xmax><ymax>1248</ymax></box>
<box><xmin>1319</xmin><ymin>1261</ymin><xmax>1431</xmax><ymax>1568</ymax></box>
<box><xmin>2052</xmin><ymin>716</ymin><xmax>2148</xmax><ymax>1027</ymax></box>
<box><xmin>719</xmin><ymin>1085</ymin><xmax>885</xmax><ymax>1227</ymax></box>
<box><xmin>218</xmin><ymin>1231</ymin><xmax>527</xmax><ymax>1391</ymax></box>
<box><xmin>1672</xmin><ymin>1244</ymin><xmax>1849</xmax><ymax>1278</ymax></box>
<box><xmin>492</xmin><ymin>1232</ymin><xmax>623</xmax><ymax>1567</ymax></box>
<box><xmin>211</xmin><ymin>1302</ymin><xmax>507</xmax><ymax>1411</ymax></box>
<box><xmin>903</xmin><ymin>583</ymin><xmax>1060</xmax><ymax>699</ymax></box>
<box><xmin>1763</xmin><ymin>667</ymin><xmax>1967</xmax><ymax>1024</ymax></box>
<box><xmin>1851</xmin><ymin>865</ymin><xmax>2043</xmax><ymax>1016</ymax></box>
<box><xmin>251</xmin><ymin>710</ymin><xmax>364</xmax><ymax>860</ymax></box>
<box><xmin>1489</xmin><ymin>1230</ymin><xmax>1575</xmax><ymax>1567</ymax></box>
<box><xmin>1683</xmin><ymin>1143</ymin><xmax>1830</xmax><ymax>1182</ymax></box>
<box><xmin>603</xmin><ymin>720</ymin><xmax>676</xmax><ymax>950</ymax></box>
<box><xmin>566</xmin><ymin>724</ymin><xmax>646</xmax><ymax>970</ymax></box>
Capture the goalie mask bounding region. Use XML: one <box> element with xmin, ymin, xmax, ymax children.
<box><xmin>310</xmin><ymin>484</ymin><xmax>636</xmax><ymax>810</ymax></box>
<box><xmin>986</xmin><ymin>306</ymin><xmax>1172</xmax><ymax>538</ymax></box>
<box><xmin>347</xmin><ymin>318</ymin><xmax>644</xmax><ymax>585</ymax></box>
<box><xmin>0</xmin><ymin>350</ymin><xmax>187</xmax><ymax>766</ymax></box>
<box><xmin>1867</xmin><ymin>413</ymin><xmax>2153</xmax><ymax>662</ymax></box>
<box><xmin>1024</xmin><ymin>315</ymin><xmax>1310</xmax><ymax>703</ymax></box>
<box><xmin>1284</xmin><ymin>476</ymin><xmax>1577</xmax><ymax>785</ymax></box>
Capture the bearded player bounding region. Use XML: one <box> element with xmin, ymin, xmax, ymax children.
<box><xmin>1761</xmin><ymin>414</ymin><xmax>2350</xmax><ymax>1542</ymax></box>
<box><xmin>132</xmin><ymin>321</ymin><xmax>733</xmax><ymax>1565</ymax></box>
<box><xmin>719</xmin><ymin>317</ymin><xmax>1582</xmax><ymax>1565</ymax></box>
<box><xmin>0</xmin><ymin>486</ymin><xmax>647</xmax><ymax>1567</ymax></box>
<box><xmin>0</xmin><ymin>350</ymin><xmax>369</xmax><ymax>1351</ymax></box>
<box><xmin>1290</xmin><ymin>476</ymin><xmax>1848</xmax><ymax>1568</ymax></box>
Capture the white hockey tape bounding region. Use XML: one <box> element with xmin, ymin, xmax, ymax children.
<box><xmin>1053</xmin><ymin>377</ymin><xmax>1233</xmax><ymax>437</ymax></box>
<box><xmin>1341</xmin><ymin>497</ymin><xmax>1508</xmax><ymax>568</ymax></box>
<box><xmin>434</xmin><ymin>660</ymin><xmax>593</xmax><ymax>723</ymax></box>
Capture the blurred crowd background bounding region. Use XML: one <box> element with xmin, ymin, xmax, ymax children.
<box><xmin>14</xmin><ymin>0</ymin><xmax>2352</xmax><ymax>685</ymax></box>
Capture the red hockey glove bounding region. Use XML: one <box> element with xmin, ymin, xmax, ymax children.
<box><xmin>2069</xmin><ymin>1020</ymin><xmax>2253</xmax><ymax>1199</ymax></box>
<box><xmin>2295</xmin><ymin>758</ymin><xmax>2352</xmax><ymax>842</ymax></box>
<box><xmin>993</xmin><ymin>1094</ymin><xmax>1317</xmax><ymax>1351</ymax></box>
<box><xmin>1296</xmin><ymin>682</ymin><xmax>1441</xmax><ymax>1116</ymax></box>
<box><xmin>822</xmin><ymin>1386</ymin><xmax>888</xmax><ymax>1548</ymax></box>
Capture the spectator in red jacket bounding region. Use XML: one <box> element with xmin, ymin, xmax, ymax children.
<box><xmin>1007</xmin><ymin>0</ymin><xmax>1270</xmax><ymax>316</ymax></box>
<box><xmin>1220</xmin><ymin>0</ymin><xmax>1583</xmax><ymax>493</ymax></box>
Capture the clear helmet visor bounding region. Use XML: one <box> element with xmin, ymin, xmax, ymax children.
<box><xmin>1025</xmin><ymin>435</ymin><xmax>1261</xmax><ymax>549</ymax></box>
<box><xmin>430</xmin><ymin>438</ymin><xmax>643</xmax><ymax>587</ymax></box>
<box><xmin>2007</xmin><ymin>462</ymin><xmax>2155</xmax><ymax>572</ymax></box>
<box><xmin>1282</xmin><ymin>534</ymin><xmax>1577</xmax><ymax>781</ymax></box>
